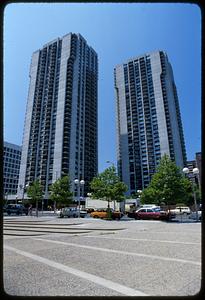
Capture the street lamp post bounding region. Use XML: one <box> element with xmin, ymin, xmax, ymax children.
<box><xmin>4</xmin><ymin>192</ymin><xmax>8</xmax><ymax>205</ymax></box>
<box><xmin>183</xmin><ymin>167</ymin><xmax>199</xmax><ymax>222</ymax></box>
<box><xmin>137</xmin><ymin>190</ymin><xmax>142</xmax><ymax>207</ymax></box>
<box><xmin>193</xmin><ymin>167</ymin><xmax>200</xmax><ymax>220</ymax></box>
<box><xmin>74</xmin><ymin>179</ymin><xmax>85</xmax><ymax>218</ymax></box>
<box><xmin>19</xmin><ymin>184</ymin><xmax>29</xmax><ymax>205</ymax></box>
<box><xmin>193</xmin><ymin>167</ymin><xmax>200</xmax><ymax>188</ymax></box>
<box><xmin>86</xmin><ymin>193</ymin><xmax>92</xmax><ymax>211</ymax></box>
<box><xmin>193</xmin><ymin>167</ymin><xmax>200</xmax><ymax>189</ymax></box>
<box><xmin>42</xmin><ymin>199</ymin><xmax>44</xmax><ymax>215</ymax></box>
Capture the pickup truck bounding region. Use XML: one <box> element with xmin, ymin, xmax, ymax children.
<box><xmin>90</xmin><ymin>208</ymin><xmax>123</xmax><ymax>220</ymax></box>
<box><xmin>57</xmin><ymin>207</ymin><xmax>87</xmax><ymax>218</ymax></box>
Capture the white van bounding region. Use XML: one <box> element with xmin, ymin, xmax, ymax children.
<box><xmin>170</xmin><ymin>206</ymin><xmax>191</xmax><ymax>215</ymax></box>
<box><xmin>57</xmin><ymin>207</ymin><xmax>87</xmax><ymax>218</ymax></box>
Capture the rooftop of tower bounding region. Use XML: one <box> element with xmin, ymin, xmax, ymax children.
<box><xmin>31</xmin><ymin>32</ymin><xmax>98</xmax><ymax>56</ymax></box>
<box><xmin>114</xmin><ymin>50</ymin><xmax>167</xmax><ymax>68</ymax></box>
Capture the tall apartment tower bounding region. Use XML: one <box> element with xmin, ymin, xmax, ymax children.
<box><xmin>114</xmin><ymin>51</ymin><xmax>186</xmax><ymax>195</ymax></box>
<box><xmin>18</xmin><ymin>33</ymin><xmax>98</xmax><ymax>199</ymax></box>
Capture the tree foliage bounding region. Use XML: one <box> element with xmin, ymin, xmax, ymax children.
<box><xmin>49</xmin><ymin>175</ymin><xmax>73</xmax><ymax>207</ymax></box>
<box><xmin>26</xmin><ymin>180</ymin><xmax>43</xmax><ymax>203</ymax></box>
<box><xmin>140</xmin><ymin>187</ymin><xmax>160</xmax><ymax>205</ymax></box>
<box><xmin>26</xmin><ymin>180</ymin><xmax>43</xmax><ymax>216</ymax></box>
<box><xmin>140</xmin><ymin>155</ymin><xmax>192</xmax><ymax>206</ymax></box>
<box><xmin>90</xmin><ymin>166</ymin><xmax>128</xmax><ymax>208</ymax></box>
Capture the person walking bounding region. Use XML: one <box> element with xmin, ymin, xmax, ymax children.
<box><xmin>28</xmin><ymin>204</ymin><xmax>32</xmax><ymax>216</ymax></box>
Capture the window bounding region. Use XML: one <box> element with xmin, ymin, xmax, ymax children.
<box><xmin>139</xmin><ymin>209</ymin><xmax>146</xmax><ymax>213</ymax></box>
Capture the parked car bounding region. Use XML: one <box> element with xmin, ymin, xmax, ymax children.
<box><xmin>90</xmin><ymin>208</ymin><xmax>123</xmax><ymax>220</ymax></box>
<box><xmin>57</xmin><ymin>207</ymin><xmax>87</xmax><ymax>218</ymax></box>
<box><xmin>128</xmin><ymin>207</ymin><xmax>174</xmax><ymax>221</ymax></box>
<box><xmin>5</xmin><ymin>204</ymin><xmax>28</xmax><ymax>216</ymax></box>
<box><xmin>170</xmin><ymin>206</ymin><xmax>191</xmax><ymax>215</ymax></box>
<box><xmin>189</xmin><ymin>210</ymin><xmax>202</xmax><ymax>221</ymax></box>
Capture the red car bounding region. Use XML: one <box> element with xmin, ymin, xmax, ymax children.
<box><xmin>133</xmin><ymin>208</ymin><xmax>172</xmax><ymax>221</ymax></box>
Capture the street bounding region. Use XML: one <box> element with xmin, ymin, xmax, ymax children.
<box><xmin>3</xmin><ymin>215</ymin><xmax>201</xmax><ymax>296</ymax></box>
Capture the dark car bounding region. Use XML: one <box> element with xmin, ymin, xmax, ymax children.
<box><xmin>130</xmin><ymin>208</ymin><xmax>174</xmax><ymax>221</ymax></box>
<box><xmin>5</xmin><ymin>204</ymin><xmax>28</xmax><ymax>216</ymax></box>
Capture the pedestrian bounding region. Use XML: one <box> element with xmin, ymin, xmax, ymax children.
<box><xmin>28</xmin><ymin>204</ymin><xmax>32</xmax><ymax>216</ymax></box>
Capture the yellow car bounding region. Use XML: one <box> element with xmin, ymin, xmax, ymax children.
<box><xmin>90</xmin><ymin>209</ymin><xmax>122</xmax><ymax>220</ymax></box>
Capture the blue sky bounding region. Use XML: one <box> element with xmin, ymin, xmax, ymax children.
<box><xmin>4</xmin><ymin>3</ymin><xmax>201</xmax><ymax>172</ymax></box>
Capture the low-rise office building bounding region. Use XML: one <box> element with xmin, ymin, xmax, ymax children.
<box><xmin>4</xmin><ymin>141</ymin><xmax>22</xmax><ymax>196</ymax></box>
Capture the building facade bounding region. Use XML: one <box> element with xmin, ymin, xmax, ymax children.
<box><xmin>4</xmin><ymin>142</ymin><xmax>22</xmax><ymax>196</ymax></box>
<box><xmin>18</xmin><ymin>33</ymin><xmax>98</xmax><ymax>199</ymax></box>
<box><xmin>195</xmin><ymin>152</ymin><xmax>201</xmax><ymax>185</ymax></box>
<box><xmin>186</xmin><ymin>152</ymin><xmax>201</xmax><ymax>187</ymax></box>
<box><xmin>115</xmin><ymin>51</ymin><xmax>186</xmax><ymax>195</ymax></box>
<box><xmin>186</xmin><ymin>160</ymin><xmax>197</xmax><ymax>185</ymax></box>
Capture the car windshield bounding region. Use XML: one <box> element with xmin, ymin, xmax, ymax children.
<box><xmin>7</xmin><ymin>205</ymin><xmax>16</xmax><ymax>208</ymax></box>
<box><xmin>137</xmin><ymin>209</ymin><xmax>146</xmax><ymax>212</ymax></box>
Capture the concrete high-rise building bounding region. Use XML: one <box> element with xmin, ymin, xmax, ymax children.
<box><xmin>186</xmin><ymin>160</ymin><xmax>197</xmax><ymax>185</ymax></box>
<box><xmin>4</xmin><ymin>142</ymin><xmax>22</xmax><ymax>196</ymax></box>
<box><xmin>18</xmin><ymin>33</ymin><xmax>98</xmax><ymax>200</ymax></box>
<box><xmin>195</xmin><ymin>152</ymin><xmax>201</xmax><ymax>185</ymax></box>
<box><xmin>114</xmin><ymin>51</ymin><xmax>186</xmax><ymax>195</ymax></box>
<box><xmin>186</xmin><ymin>152</ymin><xmax>201</xmax><ymax>188</ymax></box>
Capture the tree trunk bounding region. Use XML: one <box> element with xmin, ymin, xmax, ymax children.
<box><xmin>36</xmin><ymin>200</ymin><xmax>38</xmax><ymax>217</ymax></box>
<box><xmin>107</xmin><ymin>199</ymin><xmax>112</xmax><ymax>220</ymax></box>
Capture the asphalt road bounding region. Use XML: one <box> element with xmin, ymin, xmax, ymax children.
<box><xmin>3</xmin><ymin>215</ymin><xmax>202</xmax><ymax>297</ymax></box>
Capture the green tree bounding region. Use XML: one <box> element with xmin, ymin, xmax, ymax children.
<box><xmin>26</xmin><ymin>180</ymin><xmax>43</xmax><ymax>217</ymax></box>
<box><xmin>140</xmin><ymin>187</ymin><xmax>160</xmax><ymax>205</ymax></box>
<box><xmin>140</xmin><ymin>155</ymin><xmax>192</xmax><ymax>208</ymax></box>
<box><xmin>90</xmin><ymin>166</ymin><xmax>128</xmax><ymax>218</ymax></box>
<box><xmin>49</xmin><ymin>175</ymin><xmax>73</xmax><ymax>208</ymax></box>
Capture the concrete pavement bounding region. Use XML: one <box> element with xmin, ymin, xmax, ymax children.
<box><xmin>3</xmin><ymin>216</ymin><xmax>201</xmax><ymax>296</ymax></box>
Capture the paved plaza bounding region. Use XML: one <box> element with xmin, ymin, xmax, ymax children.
<box><xmin>3</xmin><ymin>215</ymin><xmax>202</xmax><ymax>296</ymax></box>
